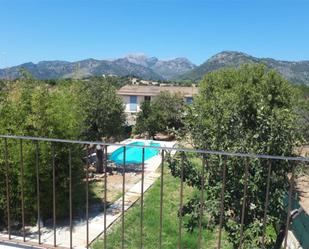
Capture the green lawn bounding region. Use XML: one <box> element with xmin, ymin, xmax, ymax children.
<box><xmin>91</xmin><ymin>166</ymin><xmax>232</xmax><ymax>249</ymax></box>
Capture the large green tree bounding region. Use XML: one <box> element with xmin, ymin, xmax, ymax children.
<box><xmin>0</xmin><ymin>75</ymin><xmax>128</xmax><ymax>229</ymax></box>
<box><xmin>0</xmin><ymin>76</ymin><xmax>85</xmax><ymax>227</ymax></box>
<box><xmin>168</xmin><ymin>64</ymin><xmax>303</xmax><ymax>248</ymax></box>
<box><xmin>78</xmin><ymin>78</ymin><xmax>126</xmax><ymax>141</ymax></box>
<box><xmin>134</xmin><ymin>91</ymin><xmax>185</xmax><ymax>138</ymax></box>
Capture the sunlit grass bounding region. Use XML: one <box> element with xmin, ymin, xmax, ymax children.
<box><xmin>91</xmin><ymin>166</ymin><xmax>232</xmax><ymax>249</ymax></box>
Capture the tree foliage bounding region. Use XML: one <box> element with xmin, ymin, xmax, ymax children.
<box><xmin>294</xmin><ymin>84</ymin><xmax>309</xmax><ymax>143</ymax></box>
<box><xmin>78</xmin><ymin>78</ymin><xmax>126</xmax><ymax>141</ymax></box>
<box><xmin>0</xmin><ymin>74</ymin><xmax>126</xmax><ymax>228</ymax></box>
<box><xmin>134</xmin><ymin>91</ymin><xmax>185</xmax><ymax>138</ymax></box>
<box><xmin>0</xmin><ymin>76</ymin><xmax>85</xmax><ymax>226</ymax></box>
<box><xmin>168</xmin><ymin>64</ymin><xmax>303</xmax><ymax>248</ymax></box>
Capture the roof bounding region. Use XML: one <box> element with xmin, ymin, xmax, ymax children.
<box><xmin>117</xmin><ymin>85</ymin><xmax>198</xmax><ymax>97</ymax></box>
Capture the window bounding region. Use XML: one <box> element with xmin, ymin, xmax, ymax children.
<box><xmin>144</xmin><ymin>96</ymin><xmax>151</xmax><ymax>102</ymax></box>
<box><xmin>185</xmin><ymin>97</ymin><xmax>193</xmax><ymax>104</ymax></box>
<box><xmin>130</xmin><ymin>95</ymin><xmax>137</xmax><ymax>112</ymax></box>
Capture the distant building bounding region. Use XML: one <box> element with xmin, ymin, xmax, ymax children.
<box><xmin>117</xmin><ymin>85</ymin><xmax>198</xmax><ymax>125</ymax></box>
<box><xmin>102</xmin><ymin>73</ymin><xmax>118</xmax><ymax>78</ymax></box>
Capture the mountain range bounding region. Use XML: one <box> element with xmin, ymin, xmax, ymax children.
<box><xmin>178</xmin><ymin>51</ymin><xmax>309</xmax><ymax>85</ymax></box>
<box><xmin>1</xmin><ymin>51</ymin><xmax>309</xmax><ymax>85</ymax></box>
<box><xmin>0</xmin><ymin>55</ymin><xmax>196</xmax><ymax>81</ymax></box>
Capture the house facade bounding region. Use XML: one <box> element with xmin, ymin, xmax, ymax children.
<box><xmin>117</xmin><ymin>85</ymin><xmax>198</xmax><ymax>125</ymax></box>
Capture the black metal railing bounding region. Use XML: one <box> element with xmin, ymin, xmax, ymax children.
<box><xmin>0</xmin><ymin>135</ymin><xmax>308</xmax><ymax>249</ymax></box>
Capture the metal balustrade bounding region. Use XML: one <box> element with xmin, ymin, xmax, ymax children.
<box><xmin>0</xmin><ymin>135</ymin><xmax>308</xmax><ymax>249</ymax></box>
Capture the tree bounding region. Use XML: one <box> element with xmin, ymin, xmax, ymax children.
<box><xmin>134</xmin><ymin>101</ymin><xmax>162</xmax><ymax>138</ymax></box>
<box><xmin>78</xmin><ymin>78</ymin><xmax>126</xmax><ymax>141</ymax></box>
<box><xmin>0</xmin><ymin>77</ymin><xmax>85</xmax><ymax>227</ymax></box>
<box><xmin>168</xmin><ymin>64</ymin><xmax>303</xmax><ymax>248</ymax></box>
<box><xmin>0</xmin><ymin>74</ymin><xmax>129</xmax><ymax>229</ymax></box>
<box><xmin>134</xmin><ymin>91</ymin><xmax>185</xmax><ymax>138</ymax></box>
<box><xmin>295</xmin><ymin>84</ymin><xmax>309</xmax><ymax>143</ymax></box>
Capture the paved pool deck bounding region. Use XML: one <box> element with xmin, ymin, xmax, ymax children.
<box><xmin>0</xmin><ymin>139</ymin><xmax>176</xmax><ymax>249</ymax></box>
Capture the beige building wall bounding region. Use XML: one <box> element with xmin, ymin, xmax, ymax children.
<box><xmin>117</xmin><ymin>85</ymin><xmax>198</xmax><ymax>125</ymax></box>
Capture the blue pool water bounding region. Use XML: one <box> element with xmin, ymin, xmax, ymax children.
<box><xmin>109</xmin><ymin>141</ymin><xmax>161</xmax><ymax>165</ymax></box>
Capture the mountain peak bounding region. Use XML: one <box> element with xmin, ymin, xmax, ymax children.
<box><xmin>0</xmin><ymin>54</ymin><xmax>195</xmax><ymax>81</ymax></box>
<box><xmin>208</xmin><ymin>51</ymin><xmax>253</xmax><ymax>63</ymax></box>
<box><xmin>124</xmin><ymin>54</ymin><xmax>158</xmax><ymax>68</ymax></box>
<box><xmin>122</xmin><ymin>54</ymin><xmax>195</xmax><ymax>79</ymax></box>
<box><xmin>170</xmin><ymin>57</ymin><xmax>194</xmax><ymax>63</ymax></box>
<box><xmin>178</xmin><ymin>51</ymin><xmax>309</xmax><ymax>85</ymax></box>
<box><xmin>37</xmin><ymin>60</ymin><xmax>70</xmax><ymax>66</ymax></box>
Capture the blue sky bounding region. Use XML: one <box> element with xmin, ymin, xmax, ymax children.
<box><xmin>0</xmin><ymin>0</ymin><xmax>308</xmax><ymax>67</ymax></box>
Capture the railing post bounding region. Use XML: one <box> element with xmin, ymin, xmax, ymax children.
<box><xmin>283</xmin><ymin>161</ymin><xmax>296</xmax><ymax>249</ymax></box>
<box><xmin>122</xmin><ymin>145</ymin><xmax>126</xmax><ymax>249</ymax></box>
<box><xmin>52</xmin><ymin>143</ymin><xmax>56</xmax><ymax>247</ymax></box>
<box><xmin>69</xmin><ymin>146</ymin><xmax>73</xmax><ymax>249</ymax></box>
<box><xmin>198</xmin><ymin>155</ymin><xmax>206</xmax><ymax>248</ymax></box>
<box><xmin>159</xmin><ymin>149</ymin><xmax>165</xmax><ymax>249</ymax></box>
<box><xmin>261</xmin><ymin>159</ymin><xmax>272</xmax><ymax>248</ymax></box>
<box><xmin>20</xmin><ymin>139</ymin><xmax>26</xmax><ymax>242</ymax></box>
<box><xmin>4</xmin><ymin>138</ymin><xmax>11</xmax><ymax>239</ymax></box>
<box><xmin>217</xmin><ymin>156</ymin><xmax>227</xmax><ymax>249</ymax></box>
<box><xmin>178</xmin><ymin>152</ymin><xmax>185</xmax><ymax>249</ymax></box>
<box><xmin>86</xmin><ymin>147</ymin><xmax>90</xmax><ymax>249</ymax></box>
<box><xmin>35</xmin><ymin>141</ymin><xmax>41</xmax><ymax>244</ymax></box>
<box><xmin>239</xmin><ymin>157</ymin><xmax>249</xmax><ymax>249</ymax></box>
<box><xmin>104</xmin><ymin>145</ymin><xmax>108</xmax><ymax>249</ymax></box>
<box><xmin>140</xmin><ymin>147</ymin><xmax>145</xmax><ymax>249</ymax></box>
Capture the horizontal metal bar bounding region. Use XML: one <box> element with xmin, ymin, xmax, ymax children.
<box><xmin>1</xmin><ymin>135</ymin><xmax>309</xmax><ymax>162</ymax></box>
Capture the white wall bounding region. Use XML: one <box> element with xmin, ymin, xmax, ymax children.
<box><xmin>121</xmin><ymin>95</ymin><xmax>147</xmax><ymax>113</ymax></box>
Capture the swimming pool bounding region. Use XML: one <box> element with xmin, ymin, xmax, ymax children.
<box><xmin>109</xmin><ymin>141</ymin><xmax>161</xmax><ymax>165</ymax></box>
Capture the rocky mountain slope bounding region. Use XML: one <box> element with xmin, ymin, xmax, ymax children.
<box><xmin>0</xmin><ymin>55</ymin><xmax>196</xmax><ymax>81</ymax></box>
<box><xmin>178</xmin><ymin>51</ymin><xmax>309</xmax><ymax>85</ymax></box>
<box><xmin>1</xmin><ymin>51</ymin><xmax>308</xmax><ymax>85</ymax></box>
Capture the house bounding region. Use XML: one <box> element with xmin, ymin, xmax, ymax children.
<box><xmin>117</xmin><ymin>85</ymin><xmax>198</xmax><ymax>125</ymax></box>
